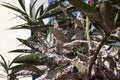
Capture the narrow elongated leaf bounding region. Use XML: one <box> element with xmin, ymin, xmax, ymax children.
<box><xmin>0</xmin><ymin>54</ymin><xmax>8</xmax><ymax>72</ymax></box>
<box><xmin>38</xmin><ymin>2</ymin><xmax>74</xmax><ymax>20</ymax></box>
<box><xmin>9</xmin><ymin>54</ymin><xmax>23</xmax><ymax>67</ymax></box>
<box><xmin>39</xmin><ymin>3</ymin><xmax>44</xmax><ymax>16</ymax></box>
<box><xmin>110</xmin><ymin>35</ymin><xmax>120</xmax><ymax>42</ymax></box>
<box><xmin>45</xmin><ymin>1</ymin><xmax>58</xmax><ymax>12</ymax></box>
<box><xmin>68</xmin><ymin>0</ymin><xmax>103</xmax><ymax>32</ymax></box>
<box><xmin>31</xmin><ymin>0</ymin><xmax>38</xmax><ymax>10</ymax></box>
<box><xmin>11</xmin><ymin>64</ymin><xmax>41</xmax><ymax>74</ymax></box>
<box><xmin>18</xmin><ymin>0</ymin><xmax>26</xmax><ymax>11</ymax></box>
<box><xmin>9</xmin><ymin>24</ymin><xmax>29</xmax><ymax>29</ymax></box>
<box><xmin>0</xmin><ymin>61</ymin><xmax>8</xmax><ymax>73</ymax></box>
<box><xmin>9</xmin><ymin>49</ymin><xmax>34</xmax><ymax>53</ymax></box>
<box><xmin>29</xmin><ymin>0</ymin><xmax>39</xmax><ymax>18</ymax></box>
<box><xmin>17</xmin><ymin>38</ymin><xmax>41</xmax><ymax>52</ymax></box>
<box><xmin>35</xmin><ymin>3</ymin><xmax>44</xmax><ymax>19</ymax></box>
<box><xmin>0</xmin><ymin>74</ymin><xmax>6</xmax><ymax>79</ymax></box>
<box><xmin>10</xmin><ymin>24</ymin><xmax>52</xmax><ymax>31</ymax></box>
<box><xmin>68</xmin><ymin>0</ymin><xmax>97</xmax><ymax>14</ymax></box>
<box><xmin>12</xmin><ymin>14</ymin><xmax>27</xmax><ymax>21</ymax></box>
<box><xmin>12</xmin><ymin>53</ymin><xmax>47</xmax><ymax>64</ymax></box>
<box><xmin>39</xmin><ymin>7</ymin><xmax>75</xmax><ymax>20</ymax></box>
<box><xmin>1</xmin><ymin>1</ymin><xmax>32</xmax><ymax>24</ymax></box>
<box><xmin>100</xmin><ymin>2</ymin><xmax>116</xmax><ymax>32</ymax></box>
<box><xmin>105</xmin><ymin>40</ymin><xmax>120</xmax><ymax>47</ymax></box>
<box><xmin>39</xmin><ymin>6</ymin><xmax>61</xmax><ymax>19</ymax></box>
<box><xmin>1</xmin><ymin>2</ymin><xmax>27</xmax><ymax>15</ymax></box>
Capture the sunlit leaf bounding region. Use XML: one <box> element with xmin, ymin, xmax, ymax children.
<box><xmin>29</xmin><ymin>0</ymin><xmax>35</xmax><ymax>17</ymax></box>
<box><xmin>1</xmin><ymin>1</ymin><xmax>27</xmax><ymax>15</ymax></box>
<box><xmin>12</xmin><ymin>53</ymin><xmax>47</xmax><ymax>64</ymax></box>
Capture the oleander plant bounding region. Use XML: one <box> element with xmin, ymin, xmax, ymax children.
<box><xmin>1</xmin><ymin>0</ymin><xmax>120</xmax><ymax>80</ymax></box>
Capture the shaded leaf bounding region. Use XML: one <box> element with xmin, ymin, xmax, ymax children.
<box><xmin>105</xmin><ymin>40</ymin><xmax>120</xmax><ymax>47</ymax></box>
<box><xmin>68</xmin><ymin>0</ymin><xmax>97</xmax><ymax>14</ymax></box>
<box><xmin>10</xmin><ymin>24</ymin><xmax>52</xmax><ymax>31</ymax></box>
<box><xmin>45</xmin><ymin>1</ymin><xmax>58</xmax><ymax>12</ymax></box>
<box><xmin>68</xmin><ymin>0</ymin><xmax>103</xmax><ymax>32</ymax></box>
<box><xmin>11</xmin><ymin>64</ymin><xmax>42</xmax><ymax>75</ymax></box>
<box><xmin>17</xmin><ymin>38</ymin><xmax>41</xmax><ymax>52</ymax></box>
<box><xmin>9</xmin><ymin>49</ymin><xmax>34</xmax><ymax>53</ymax></box>
<box><xmin>38</xmin><ymin>1</ymin><xmax>74</xmax><ymax>19</ymax></box>
<box><xmin>100</xmin><ymin>1</ymin><xmax>116</xmax><ymax>32</ymax></box>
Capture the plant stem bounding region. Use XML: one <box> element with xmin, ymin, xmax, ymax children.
<box><xmin>86</xmin><ymin>35</ymin><xmax>109</xmax><ymax>80</ymax></box>
<box><xmin>86</xmin><ymin>16</ymin><xmax>91</xmax><ymax>50</ymax></box>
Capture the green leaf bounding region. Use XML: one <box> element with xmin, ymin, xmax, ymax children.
<box><xmin>9</xmin><ymin>23</ymin><xmax>29</xmax><ymax>29</ymax></box>
<box><xmin>68</xmin><ymin>0</ymin><xmax>97</xmax><ymax>14</ymax></box>
<box><xmin>1</xmin><ymin>1</ymin><xmax>27</xmax><ymax>16</ymax></box>
<box><xmin>0</xmin><ymin>61</ymin><xmax>8</xmax><ymax>73</ymax></box>
<box><xmin>31</xmin><ymin>0</ymin><xmax>38</xmax><ymax>10</ymax></box>
<box><xmin>1</xmin><ymin>1</ymin><xmax>32</xmax><ymax>24</ymax></box>
<box><xmin>9</xmin><ymin>49</ymin><xmax>34</xmax><ymax>53</ymax></box>
<box><xmin>39</xmin><ymin>6</ymin><xmax>60</xmax><ymax>19</ymax></box>
<box><xmin>17</xmin><ymin>38</ymin><xmax>41</xmax><ymax>52</ymax></box>
<box><xmin>9</xmin><ymin>24</ymin><xmax>52</xmax><ymax>31</ymax></box>
<box><xmin>9</xmin><ymin>54</ymin><xmax>22</xmax><ymax>68</ymax></box>
<box><xmin>12</xmin><ymin>53</ymin><xmax>47</xmax><ymax>64</ymax></box>
<box><xmin>11</xmin><ymin>64</ymin><xmax>40</xmax><ymax>75</ymax></box>
<box><xmin>45</xmin><ymin>1</ymin><xmax>58</xmax><ymax>12</ymax></box>
<box><xmin>0</xmin><ymin>54</ymin><xmax>8</xmax><ymax>72</ymax></box>
<box><xmin>68</xmin><ymin>0</ymin><xmax>103</xmax><ymax>32</ymax></box>
<box><xmin>29</xmin><ymin>0</ymin><xmax>39</xmax><ymax>18</ymax></box>
<box><xmin>12</xmin><ymin>14</ymin><xmax>27</xmax><ymax>21</ymax></box>
<box><xmin>114</xmin><ymin>12</ymin><xmax>119</xmax><ymax>24</ymax></box>
<box><xmin>35</xmin><ymin>3</ymin><xmax>44</xmax><ymax>19</ymax></box>
<box><xmin>39</xmin><ymin>3</ymin><xmax>44</xmax><ymax>16</ymax></box>
<box><xmin>38</xmin><ymin>2</ymin><xmax>73</xmax><ymax>19</ymax></box>
<box><xmin>18</xmin><ymin>0</ymin><xmax>26</xmax><ymax>11</ymax></box>
<box><xmin>100</xmin><ymin>2</ymin><xmax>116</xmax><ymax>32</ymax></box>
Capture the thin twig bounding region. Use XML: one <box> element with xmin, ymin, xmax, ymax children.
<box><xmin>63</xmin><ymin>40</ymin><xmax>99</xmax><ymax>48</ymax></box>
<box><xmin>86</xmin><ymin>35</ymin><xmax>109</xmax><ymax>80</ymax></box>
